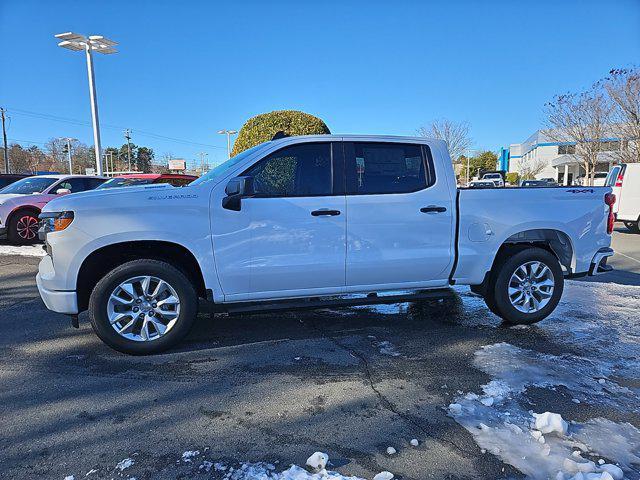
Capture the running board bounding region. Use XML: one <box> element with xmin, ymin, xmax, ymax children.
<box><xmin>200</xmin><ymin>288</ymin><xmax>455</xmax><ymax>315</ymax></box>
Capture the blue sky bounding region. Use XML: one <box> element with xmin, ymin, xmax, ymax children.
<box><xmin>1</xmin><ymin>0</ymin><xmax>638</xmax><ymax>168</ymax></box>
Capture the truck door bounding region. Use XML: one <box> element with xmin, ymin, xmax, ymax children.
<box><xmin>213</xmin><ymin>142</ymin><xmax>347</xmax><ymax>302</ymax></box>
<box><xmin>343</xmin><ymin>141</ymin><xmax>454</xmax><ymax>290</ymax></box>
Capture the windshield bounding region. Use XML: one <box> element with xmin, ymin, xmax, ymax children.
<box><xmin>97</xmin><ymin>178</ymin><xmax>154</xmax><ymax>189</ymax></box>
<box><xmin>189</xmin><ymin>144</ymin><xmax>265</xmax><ymax>187</ymax></box>
<box><xmin>483</xmin><ymin>174</ymin><xmax>500</xmax><ymax>179</ymax></box>
<box><xmin>0</xmin><ymin>177</ymin><xmax>57</xmax><ymax>194</ymax></box>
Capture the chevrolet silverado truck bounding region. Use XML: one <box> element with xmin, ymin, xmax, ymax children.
<box><xmin>36</xmin><ymin>135</ymin><xmax>615</xmax><ymax>354</ymax></box>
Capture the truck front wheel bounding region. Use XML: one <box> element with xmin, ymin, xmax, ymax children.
<box><xmin>486</xmin><ymin>247</ymin><xmax>564</xmax><ymax>325</ymax></box>
<box><xmin>88</xmin><ymin>259</ymin><xmax>198</xmax><ymax>355</ymax></box>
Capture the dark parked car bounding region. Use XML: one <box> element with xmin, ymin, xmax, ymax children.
<box><xmin>0</xmin><ymin>174</ymin><xmax>28</xmax><ymax>191</ymax></box>
<box><xmin>520</xmin><ymin>179</ymin><xmax>558</xmax><ymax>187</ymax></box>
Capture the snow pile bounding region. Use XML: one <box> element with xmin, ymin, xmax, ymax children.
<box><xmin>306</xmin><ymin>452</ymin><xmax>328</xmax><ymax>471</ymax></box>
<box><xmin>372</xmin><ymin>473</ymin><xmax>394</xmax><ymax>480</ymax></box>
<box><xmin>447</xmin><ymin>342</ymin><xmax>639</xmax><ymax>479</ymax></box>
<box><xmin>534</xmin><ymin>412</ymin><xmax>568</xmax><ymax>436</ymax></box>
<box><xmin>0</xmin><ymin>244</ymin><xmax>46</xmax><ymax>257</ymax></box>
<box><xmin>385</xmin><ymin>447</ymin><xmax>396</xmax><ymax>455</ymax></box>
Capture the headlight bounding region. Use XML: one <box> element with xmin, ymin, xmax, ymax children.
<box><xmin>38</xmin><ymin>211</ymin><xmax>74</xmax><ymax>239</ymax></box>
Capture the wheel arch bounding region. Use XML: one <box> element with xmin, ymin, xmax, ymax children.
<box><xmin>7</xmin><ymin>205</ymin><xmax>41</xmax><ymax>225</ymax></box>
<box><xmin>474</xmin><ymin>228</ymin><xmax>574</xmax><ymax>295</ymax></box>
<box><xmin>76</xmin><ymin>240</ymin><xmax>207</xmax><ymax>312</ymax></box>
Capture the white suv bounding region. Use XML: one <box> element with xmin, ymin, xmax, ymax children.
<box><xmin>0</xmin><ymin>175</ymin><xmax>106</xmax><ymax>244</ymax></box>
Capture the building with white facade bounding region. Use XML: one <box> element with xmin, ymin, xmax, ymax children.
<box><xmin>499</xmin><ymin>130</ymin><xmax>626</xmax><ymax>185</ymax></box>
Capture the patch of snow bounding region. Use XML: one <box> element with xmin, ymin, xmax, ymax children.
<box><xmin>116</xmin><ymin>458</ymin><xmax>134</xmax><ymax>471</ymax></box>
<box><xmin>373</xmin><ymin>472</ymin><xmax>394</xmax><ymax>480</ymax></box>
<box><xmin>181</xmin><ymin>450</ymin><xmax>200</xmax><ymax>462</ymax></box>
<box><xmin>410</xmin><ymin>438</ymin><xmax>419</xmax><ymax>447</ymax></box>
<box><xmin>0</xmin><ymin>244</ymin><xmax>46</xmax><ymax>257</ymax></box>
<box><xmin>447</xmin><ymin>342</ymin><xmax>640</xmax><ymax>479</ymax></box>
<box><xmin>374</xmin><ymin>340</ymin><xmax>401</xmax><ymax>357</ymax></box>
<box><xmin>305</xmin><ymin>452</ymin><xmax>328</xmax><ymax>471</ymax></box>
<box><xmin>199</xmin><ymin>460</ymin><xmax>213</xmax><ymax>472</ymax></box>
<box><xmin>84</xmin><ymin>469</ymin><xmax>97</xmax><ymax>476</ymax></box>
<box><xmin>480</xmin><ymin>397</ymin><xmax>495</xmax><ymax>407</ymax></box>
<box><xmin>386</xmin><ymin>446</ymin><xmax>396</xmax><ymax>455</ymax></box>
<box><xmin>64</xmin><ymin>476</ymin><xmax>74</xmax><ymax>480</ymax></box>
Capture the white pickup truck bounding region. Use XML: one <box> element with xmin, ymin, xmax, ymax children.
<box><xmin>36</xmin><ymin>135</ymin><xmax>615</xmax><ymax>354</ymax></box>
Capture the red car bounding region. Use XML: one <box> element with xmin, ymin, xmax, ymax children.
<box><xmin>97</xmin><ymin>173</ymin><xmax>197</xmax><ymax>189</ymax></box>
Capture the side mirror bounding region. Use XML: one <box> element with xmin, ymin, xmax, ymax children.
<box><xmin>56</xmin><ymin>188</ymin><xmax>71</xmax><ymax>195</ymax></box>
<box><xmin>222</xmin><ymin>176</ymin><xmax>254</xmax><ymax>211</ymax></box>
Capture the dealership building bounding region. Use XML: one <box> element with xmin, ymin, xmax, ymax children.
<box><xmin>499</xmin><ymin>130</ymin><xmax>624</xmax><ymax>185</ymax></box>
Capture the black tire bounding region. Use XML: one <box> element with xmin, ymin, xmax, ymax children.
<box><xmin>489</xmin><ymin>247</ymin><xmax>564</xmax><ymax>325</ymax></box>
<box><xmin>7</xmin><ymin>209</ymin><xmax>40</xmax><ymax>245</ymax></box>
<box><xmin>88</xmin><ymin>259</ymin><xmax>198</xmax><ymax>355</ymax></box>
<box><xmin>623</xmin><ymin>221</ymin><xmax>640</xmax><ymax>234</ymax></box>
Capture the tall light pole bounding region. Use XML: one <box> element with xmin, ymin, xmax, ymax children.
<box><xmin>218</xmin><ymin>129</ymin><xmax>237</xmax><ymax>159</ymax></box>
<box><xmin>55</xmin><ymin>32</ymin><xmax>117</xmax><ymax>176</ymax></box>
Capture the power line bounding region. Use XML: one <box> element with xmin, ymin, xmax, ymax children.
<box><xmin>5</xmin><ymin>107</ymin><xmax>227</xmax><ymax>149</ymax></box>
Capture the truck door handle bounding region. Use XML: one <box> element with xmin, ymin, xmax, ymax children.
<box><xmin>420</xmin><ymin>206</ymin><xmax>447</xmax><ymax>214</ymax></box>
<box><xmin>311</xmin><ymin>209</ymin><xmax>341</xmax><ymax>216</ymax></box>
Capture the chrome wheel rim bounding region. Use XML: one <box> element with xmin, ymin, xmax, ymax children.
<box><xmin>17</xmin><ymin>215</ymin><xmax>38</xmax><ymax>240</ymax></box>
<box><xmin>107</xmin><ymin>276</ymin><xmax>181</xmax><ymax>342</ymax></box>
<box><xmin>508</xmin><ymin>261</ymin><xmax>555</xmax><ymax>313</ymax></box>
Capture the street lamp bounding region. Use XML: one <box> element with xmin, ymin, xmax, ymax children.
<box><xmin>218</xmin><ymin>129</ymin><xmax>238</xmax><ymax>159</ymax></box>
<box><xmin>55</xmin><ymin>32</ymin><xmax>117</xmax><ymax>176</ymax></box>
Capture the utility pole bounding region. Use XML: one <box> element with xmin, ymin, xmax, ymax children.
<box><xmin>63</xmin><ymin>138</ymin><xmax>73</xmax><ymax>174</ymax></box>
<box><xmin>198</xmin><ymin>152</ymin><xmax>208</xmax><ymax>175</ymax></box>
<box><xmin>1</xmin><ymin>108</ymin><xmax>9</xmax><ymax>174</ymax></box>
<box><xmin>124</xmin><ymin>129</ymin><xmax>132</xmax><ymax>171</ymax></box>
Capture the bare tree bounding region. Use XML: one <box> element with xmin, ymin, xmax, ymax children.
<box><xmin>601</xmin><ymin>68</ymin><xmax>640</xmax><ymax>163</ymax></box>
<box><xmin>545</xmin><ymin>86</ymin><xmax>614</xmax><ymax>186</ymax></box>
<box><xmin>417</xmin><ymin>119</ymin><xmax>473</xmax><ymax>163</ymax></box>
<box><xmin>514</xmin><ymin>155</ymin><xmax>547</xmax><ymax>180</ymax></box>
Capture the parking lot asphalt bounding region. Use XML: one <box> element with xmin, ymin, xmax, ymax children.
<box><xmin>0</xmin><ymin>228</ymin><xmax>638</xmax><ymax>480</ymax></box>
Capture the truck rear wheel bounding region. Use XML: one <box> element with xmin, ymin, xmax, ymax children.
<box><xmin>88</xmin><ymin>259</ymin><xmax>198</xmax><ymax>355</ymax></box>
<box><xmin>487</xmin><ymin>247</ymin><xmax>564</xmax><ymax>325</ymax></box>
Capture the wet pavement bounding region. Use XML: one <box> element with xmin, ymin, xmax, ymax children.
<box><xmin>0</xmin><ymin>231</ymin><xmax>639</xmax><ymax>480</ymax></box>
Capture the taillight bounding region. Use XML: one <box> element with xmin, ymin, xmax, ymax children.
<box><xmin>615</xmin><ymin>172</ymin><xmax>624</xmax><ymax>187</ymax></box>
<box><xmin>605</xmin><ymin>193</ymin><xmax>616</xmax><ymax>234</ymax></box>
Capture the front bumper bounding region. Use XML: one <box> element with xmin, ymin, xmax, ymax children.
<box><xmin>36</xmin><ymin>255</ymin><xmax>79</xmax><ymax>314</ymax></box>
<box><xmin>36</xmin><ymin>273</ymin><xmax>79</xmax><ymax>314</ymax></box>
<box><xmin>588</xmin><ymin>247</ymin><xmax>614</xmax><ymax>276</ymax></box>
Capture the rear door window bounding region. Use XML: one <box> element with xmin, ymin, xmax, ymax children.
<box><xmin>344</xmin><ymin>142</ymin><xmax>431</xmax><ymax>195</ymax></box>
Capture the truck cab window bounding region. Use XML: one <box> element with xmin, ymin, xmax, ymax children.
<box><xmin>245</xmin><ymin>143</ymin><xmax>332</xmax><ymax>197</ymax></box>
<box><xmin>345</xmin><ymin>143</ymin><xmax>428</xmax><ymax>194</ymax></box>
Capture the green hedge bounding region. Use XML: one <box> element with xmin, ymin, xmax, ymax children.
<box><xmin>231</xmin><ymin>110</ymin><xmax>330</xmax><ymax>156</ymax></box>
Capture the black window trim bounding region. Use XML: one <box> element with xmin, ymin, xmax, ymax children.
<box><xmin>343</xmin><ymin>141</ymin><xmax>436</xmax><ymax>196</ymax></box>
<box><xmin>240</xmin><ymin>141</ymin><xmax>340</xmax><ymax>199</ymax></box>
